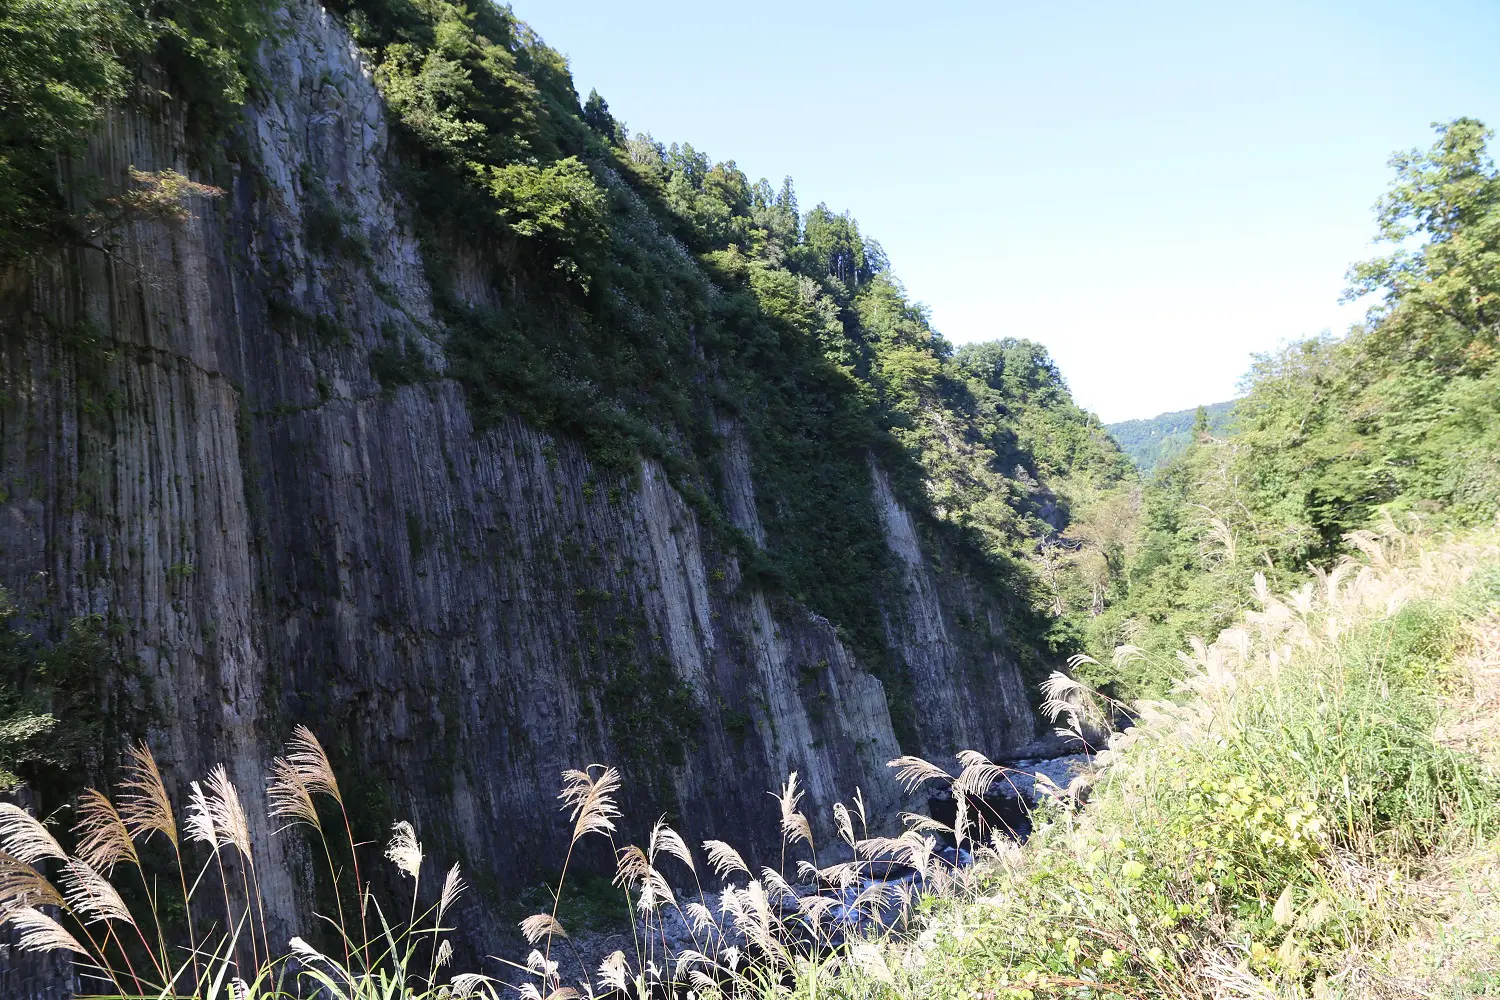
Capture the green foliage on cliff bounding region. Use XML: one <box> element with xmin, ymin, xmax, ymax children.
<box><xmin>1106</xmin><ymin>400</ymin><xmax>1236</xmax><ymax>473</ymax></box>
<box><xmin>0</xmin><ymin>0</ymin><xmax>145</xmax><ymax>259</ymax></box>
<box><xmin>0</xmin><ymin>589</ymin><xmax>112</xmax><ymax>788</ymax></box>
<box><xmin>0</xmin><ymin>0</ymin><xmax>270</xmax><ymax>261</ymax></box>
<box><xmin>314</xmin><ymin>0</ymin><xmax>1131</xmax><ymax>721</ymax></box>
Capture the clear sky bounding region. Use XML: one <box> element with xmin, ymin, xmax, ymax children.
<box><xmin>509</xmin><ymin>0</ymin><xmax>1500</xmax><ymax>422</ymax></box>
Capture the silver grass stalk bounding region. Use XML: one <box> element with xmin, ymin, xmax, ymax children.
<box><xmin>185</xmin><ymin>781</ymin><xmax>216</xmax><ymax>847</ymax></box>
<box><xmin>266</xmin><ymin>757</ymin><xmax>321</xmax><ymax>833</ymax></box>
<box><xmin>1040</xmin><ymin>672</ymin><xmax>1090</xmax><ymax>725</ymax></box>
<box><xmin>851</xmin><ymin>879</ymin><xmax>894</xmax><ymax>917</ymax></box>
<box><xmin>634</xmin><ymin>866</ymin><xmax>674</xmax><ymax>916</ymax></box>
<box><xmin>288</xmin><ymin>935</ymin><xmax>350</xmax><ymax>983</ymax></box>
<box><xmin>6</xmin><ymin>906</ymin><xmax>89</xmax><ymax>954</ymax></box>
<box><xmin>74</xmin><ymin>789</ymin><xmax>139</xmax><ymax>873</ymax></box>
<box><xmin>832</xmin><ymin>802</ymin><xmax>855</xmax><ymax>849</ymax></box>
<box><xmin>597</xmin><ymin>952</ymin><xmax>629</xmax><ymax>993</ymax></box>
<box><xmin>385</xmin><ymin>821</ymin><xmax>423</xmax><ymax>880</ymax></box>
<box><xmin>450</xmin><ymin>972</ymin><xmax>500</xmax><ymax>999</ymax></box>
<box><xmin>797</xmin><ymin>893</ymin><xmax>837</xmax><ymax>928</ymax></box>
<box><xmin>817</xmin><ymin>861</ymin><xmax>860</xmax><ymax>889</ymax></box>
<box><xmin>900</xmin><ymin>812</ymin><xmax>951</xmax><ymax>835</ymax></box>
<box><xmin>59</xmin><ymin>858</ymin><xmax>137</xmax><ymax>926</ymax></box>
<box><xmin>204</xmin><ymin>765</ymin><xmax>252</xmax><ymax>856</ymax></box>
<box><xmin>954</xmin><ymin>750</ymin><xmax>1006</xmax><ymax>798</ymax></box>
<box><xmin>438</xmin><ymin>862</ymin><xmax>465</xmax><ymax>919</ymax></box>
<box><xmin>701</xmin><ymin>840</ymin><xmax>748</xmax><ymax>880</ymax></box>
<box><xmin>760</xmin><ymin>867</ymin><xmax>795</xmax><ymax>905</ymax></box>
<box><xmin>886</xmin><ymin>756</ymin><xmax>952</xmax><ymax>793</ymax></box>
<box><xmin>119</xmin><ymin>743</ymin><xmax>177</xmax><ymax>848</ymax></box>
<box><xmin>648</xmin><ymin>819</ymin><xmax>695</xmax><ymax>873</ymax></box>
<box><xmin>0</xmin><ymin>851</ymin><xmax>63</xmax><ymax>909</ymax></box>
<box><xmin>851</xmin><ymin>942</ymin><xmax>895</xmax><ymax>983</ymax></box>
<box><xmin>684</xmin><ymin>901</ymin><xmax>718</xmax><ymax>937</ymax></box>
<box><xmin>549</xmin><ymin>765</ymin><xmax>620</xmax><ymax>968</ymax></box>
<box><xmin>525</xmin><ymin>947</ymin><xmax>558</xmax><ymax>978</ymax></box>
<box><xmin>953</xmin><ymin>788</ymin><xmax>970</xmax><ymax>848</ymax></box>
<box><xmin>520</xmin><ymin>912</ymin><xmax>568</xmax><ymax>944</ymax></box>
<box><xmin>775</xmin><ymin>773</ymin><xmax>812</xmax><ymax>848</ymax></box>
<box><xmin>0</xmin><ymin>803</ymin><xmax>66</xmax><ymax>864</ymax></box>
<box><xmin>558</xmin><ymin>766</ymin><xmax>621</xmax><ymax>843</ymax></box>
<box><xmin>613</xmin><ymin>844</ymin><xmax>649</xmax><ymax>887</ymax></box>
<box><xmin>284</xmin><ymin>725</ymin><xmax>342</xmax><ymax>803</ymax></box>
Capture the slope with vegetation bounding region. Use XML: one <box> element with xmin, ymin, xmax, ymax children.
<box><xmin>837</xmin><ymin>524</ymin><xmax>1500</xmax><ymax>998</ymax></box>
<box><xmin>1069</xmin><ymin>119</ymin><xmax>1500</xmax><ymax>701</ymax></box>
<box><xmin>1106</xmin><ymin>400</ymin><xmax>1236</xmax><ymax>474</ymax></box>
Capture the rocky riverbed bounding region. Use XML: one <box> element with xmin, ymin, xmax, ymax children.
<box><xmin>539</xmin><ymin>751</ymin><xmax>1094</xmax><ymax>990</ymax></box>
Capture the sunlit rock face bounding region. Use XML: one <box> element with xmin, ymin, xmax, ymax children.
<box><xmin>0</xmin><ymin>0</ymin><xmax>1039</xmax><ymax>957</ymax></box>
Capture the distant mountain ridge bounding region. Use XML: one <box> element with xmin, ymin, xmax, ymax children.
<box><xmin>1107</xmin><ymin>400</ymin><xmax>1237</xmax><ymax>472</ymax></box>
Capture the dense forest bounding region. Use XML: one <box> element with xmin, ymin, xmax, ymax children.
<box><xmin>1106</xmin><ymin>400</ymin><xmax>1236</xmax><ymax>473</ymax></box>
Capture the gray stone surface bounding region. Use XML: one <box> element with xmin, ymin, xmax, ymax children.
<box><xmin>0</xmin><ymin>0</ymin><xmax>1041</xmax><ymax>965</ymax></box>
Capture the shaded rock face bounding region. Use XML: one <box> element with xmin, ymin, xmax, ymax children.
<box><xmin>869</xmin><ymin>464</ymin><xmax>1037</xmax><ymax>756</ymax></box>
<box><xmin>0</xmin><ymin>0</ymin><xmax>1038</xmax><ymax>953</ymax></box>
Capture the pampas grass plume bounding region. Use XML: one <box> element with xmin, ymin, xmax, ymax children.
<box><xmin>119</xmin><ymin>742</ymin><xmax>177</xmax><ymax>848</ymax></box>
<box><xmin>0</xmin><ymin>803</ymin><xmax>66</xmax><ymax>865</ymax></box>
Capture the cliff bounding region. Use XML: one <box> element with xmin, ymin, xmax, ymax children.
<box><xmin>0</xmin><ymin>0</ymin><xmax>1044</xmax><ymax>953</ymax></box>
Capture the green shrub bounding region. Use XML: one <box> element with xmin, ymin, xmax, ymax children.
<box><xmin>0</xmin><ymin>0</ymin><xmax>269</xmax><ymax>261</ymax></box>
<box><xmin>0</xmin><ymin>588</ymin><xmax>112</xmax><ymax>789</ymax></box>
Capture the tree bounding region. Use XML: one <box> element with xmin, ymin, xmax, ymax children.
<box><xmin>582</xmin><ymin>88</ymin><xmax>620</xmax><ymax>141</ymax></box>
<box><xmin>800</xmin><ymin>204</ymin><xmax>871</xmax><ymax>287</ymax></box>
<box><xmin>751</xmin><ymin>176</ymin><xmax>799</xmax><ymax>244</ymax></box>
<box><xmin>1344</xmin><ymin>118</ymin><xmax>1500</xmax><ymax>367</ymax></box>
<box><xmin>0</xmin><ymin>0</ymin><xmax>145</xmax><ymax>260</ymax></box>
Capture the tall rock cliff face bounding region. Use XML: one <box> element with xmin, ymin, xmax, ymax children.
<box><xmin>0</xmin><ymin>0</ymin><xmax>1040</xmax><ymax>949</ymax></box>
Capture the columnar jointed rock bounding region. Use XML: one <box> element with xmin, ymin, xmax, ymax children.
<box><xmin>0</xmin><ymin>0</ymin><xmax>1040</xmax><ymax>962</ymax></box>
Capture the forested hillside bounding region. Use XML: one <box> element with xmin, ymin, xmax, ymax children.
<box><xmin>1072</xmin><ymin>118</ymin><xmax>1500</xmax><ymax>699</ymax></box>
<box><xmin>1106</xmin><ymin>400</ymin><xmax>1235</xmax><ymax>472</ymax></box>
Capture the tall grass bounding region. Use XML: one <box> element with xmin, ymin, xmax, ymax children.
<box><xmin>1</xmin><ymin>734</ymin><xmax>1050</xmax><ymax>997</ymax></box>
<box><xmin>0</xmin><ymin>726</ymin><xmax>504</xmax><ymax>1000</ymax></box>
<box><xmin>0</xmin><ymin>724</ymin><xmax>1045</xmax><ymax>998</ymax></box>
<box><xmin>5</xmin><ymin>525</ymin><xmax>1495</xmax><ymax>999</ymax></box>
<box><xmin>820</xmin><ymin>525</ymin><xmax>1500</xmax><ymax>998</ymax></box>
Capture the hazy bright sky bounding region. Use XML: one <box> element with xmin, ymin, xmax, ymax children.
<box><xmin>510</xmin><ymin>0</ymin><xmax>1500</xmax><ymax>422</ymax></box>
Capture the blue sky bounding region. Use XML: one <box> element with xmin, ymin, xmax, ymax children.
<box><xmin>510</xmin><ymin>0</ymin><xmax>1500</xmax><ymax>422</ymax></box>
